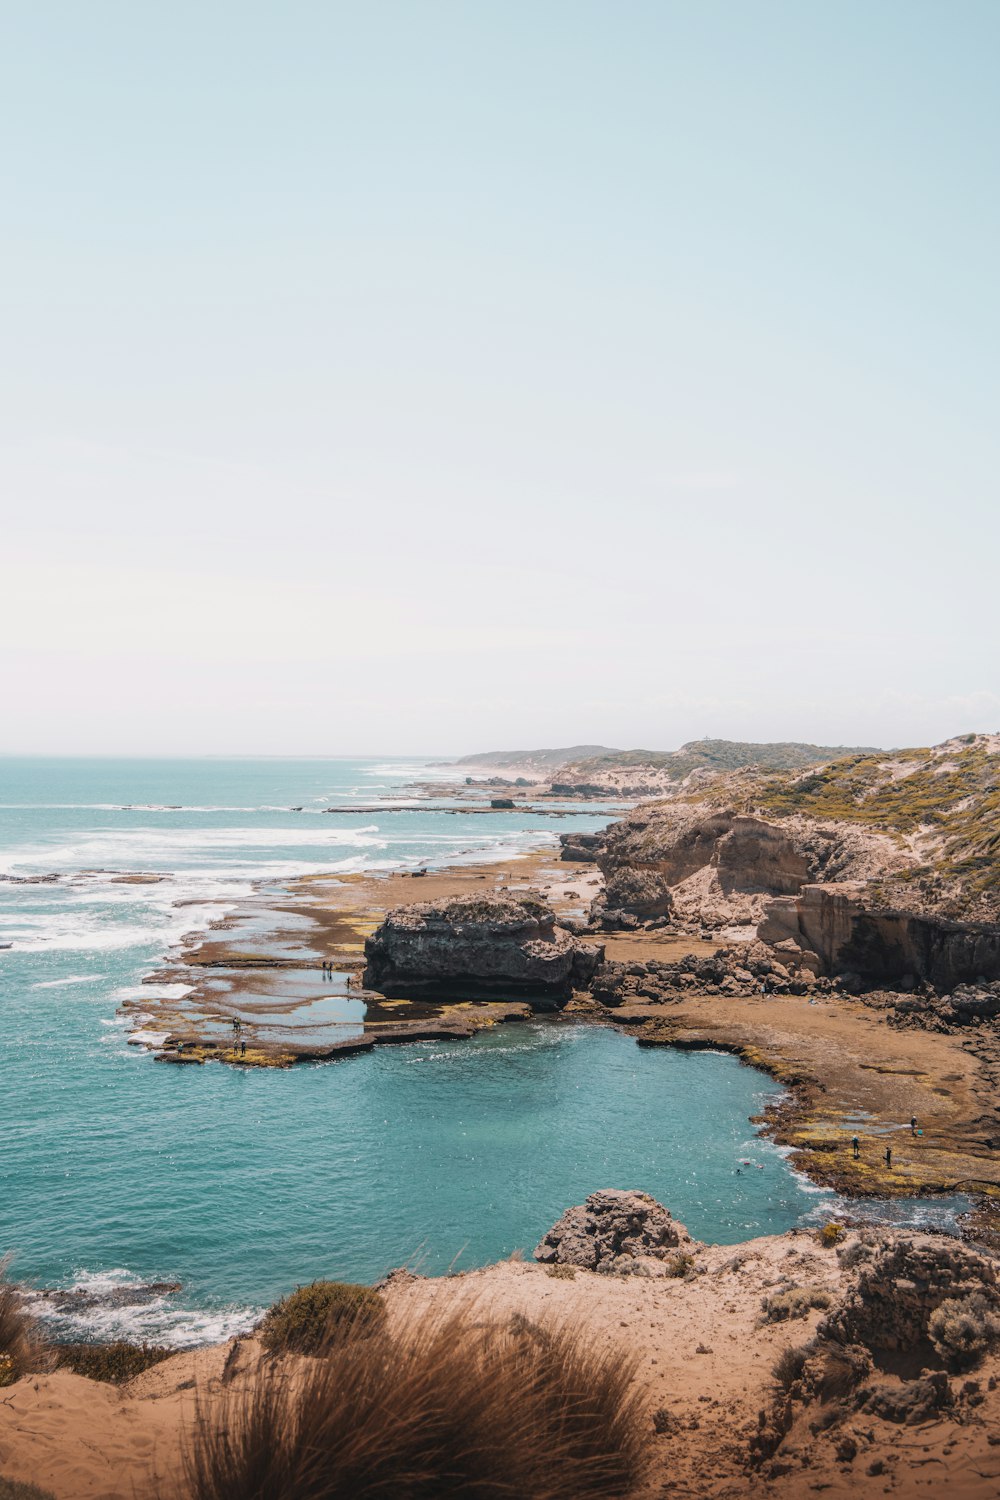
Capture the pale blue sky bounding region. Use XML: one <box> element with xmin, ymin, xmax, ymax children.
<box><xmin>3</xmin><ymin>2</ymin><xmax>998</xmax><ymax>754</ymax></box>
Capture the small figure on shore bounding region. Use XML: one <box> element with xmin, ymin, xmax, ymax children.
<box><xmin>911</xmin><ymin>1115</ymin><xmax>917</xmax><ymax>1135</ymax></box>
<box><xmin>852</xmin><ymin>1135</ymin><xmax>860</xmax><ymax>1159</ymax></box>
<box><xmin>241</xmin><ymin>1039</ymin><xmax>246</xmax><ymax>1057</ymax></box>
<box><xmin>885</xmin><ymin>1146</ymin><xmax>893</xmax><ymax>1169</ymax></box>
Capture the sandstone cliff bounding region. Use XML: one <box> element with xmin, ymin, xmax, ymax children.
<box><xmin>570</xmin><ymin>734</ymin><xmax>1000</xmax><ymax>985</ymax></box>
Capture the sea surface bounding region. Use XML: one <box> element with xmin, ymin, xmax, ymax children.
<box><xmin>0</xmin><ymin>758</ymin><xmax>966</xmax><ymax>1346</ymax></box>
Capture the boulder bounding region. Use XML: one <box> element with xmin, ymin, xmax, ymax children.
<box><xmin>362</xmin><ymin>893</ymin><xmax>604</xmax><ymax>1004</ymax></box>
<box><xmin>593</xmin><ymin>865</ymin><xmax>673</xmax><ymax>926</ymax></box>
<box><xmin>558</xmin><ymin>831</ymin><xmax>604</xmax><ymax>862</ymax></box>
<box><xmin>534</xmin><ymin>1189</ymin><xmax>695</xmax><ymax>1274</ymax></box>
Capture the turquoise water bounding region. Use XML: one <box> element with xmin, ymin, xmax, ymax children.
<box><xmin>0</xmin><ymin>758</ymin><xmax>951</xmax><ymax>1346</ymax></box>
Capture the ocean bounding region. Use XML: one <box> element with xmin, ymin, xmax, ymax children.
<box><xmin>0</xmin><ymin>757</ymin><xmax>964</xmax><ymax>1346</ymax></box>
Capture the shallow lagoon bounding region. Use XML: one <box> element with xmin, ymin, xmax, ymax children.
<box><xmin>4</xmin><ymin>1021</ymin><xmax>816</xmax><ymax>1343</ymax></box>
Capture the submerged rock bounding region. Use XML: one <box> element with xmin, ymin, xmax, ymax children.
<box><xmin>534</xmin><ymin>1189</ymin><xmax>695</xmax><ymax>1274</ymax></box>
<box><xmin>362</xmin><ymin>893</ymin><xmax>603</xmax><ymax>1003</ymax></box>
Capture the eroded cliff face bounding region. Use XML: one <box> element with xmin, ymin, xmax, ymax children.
<box><xmin>759</xmin><ymin>885</ymin><xmax>1000</xmax><ymax>987</ymax></box>
<box><xmin>590</xmin><ymin>805</ymin><xmax>909</xmax><ymax>931</ymax></box>
<box><xmin>362</xmin><ymin>893</ymin><xmax>604</xmax><ymax>1003</ymax></box>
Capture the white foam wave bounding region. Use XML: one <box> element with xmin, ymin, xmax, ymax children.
<box><xmin>25</xmin><ymin>1269</ymin><xmax>261</xmax><ymax>1349</ymax></box>
<box><xmin>32</xmin><ymin>974</ymin><xmax>104</xmax><ymax>989</ymax></box>
<box><xmin>0</xmin><ymin>824</ymin><xmax>386</xmax><ymax>876</ymax></box>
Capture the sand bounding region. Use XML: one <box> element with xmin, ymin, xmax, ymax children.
<box><xmin>3</xmin><ymin>1230</ymin><xmax>998</xmax><ymax>1499</ymax></box>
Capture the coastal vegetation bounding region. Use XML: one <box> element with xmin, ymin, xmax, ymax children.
<box><xmin>187</xmin><ymin>1306</ymin><xmax>646</xmax><ymax>1500</ymax></box>
<box><xmin>258</xmin><ymin>1281</ymin><xmax>386</xmax><ymax>1355</ymax></box>
<box><xmin>735</xmin><ymin>735</ymin><xmax>1000</xmax><ymax>918</ymax></box>
<box><xmin>0</xmin><ymin>1481</ymin><xmax>56</xmax><ymax>1500</ymax></box>
<box><xmin>0</xmin><ymin>1261</ymin><xmax>49</xmax><ymax>1388</ymax></box>
<box><xmin>54</xmin><ymin>1341</ymin><xmax>173</xmax><ymax>1384</ymax></box>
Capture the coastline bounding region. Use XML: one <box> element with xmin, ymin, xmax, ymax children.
<box><xmin>3</xmin><ymin>1226</ymin><xmax>999</xmax><ymax>1500</ymax></box>
<box><xmin>127</xmin><ymin>843</ymin><xmax>1000</xmax><ymax>1217</ymax></box>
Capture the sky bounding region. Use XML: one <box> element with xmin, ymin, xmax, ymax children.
<box><xmin>3</xmin><ymin>1</ymin><xmax>999</xmax><ymax>756</ymax></box>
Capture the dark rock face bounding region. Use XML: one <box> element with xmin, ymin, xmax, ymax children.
<box><xmin>362</xmin><ymin>894</ymin><xmax>604</xmax><ymax>1004</ymax></box>
<box><xmin>30</xmin><ymin>1281</ymin><xmax>182</xmax><ymax>1314</ymax></box>
<box><xmin>760</xmin><ymin>885</ymin><xmax>1000</xmax><ymax>987</ymax></box>
<box><xmin>558</xmin><ymin>831</ymin><xmax>605</xmax><ymax>862</ymax></box>
<box><xmin>593</xmin><ymin>866</ymin><xmax>673</xmax><ymax>925</ymax></box>
<box><xmin>589</xmin><ymin>941</ymin><xmax>823</xmax><ymax>1007</ymax></box>
<box><xmin>534</xmin><ymin>1189</ymin><xmax>694</xmax><ymax>1275</ymax></box>
<box><xmin>859</xmin><ymin>1372</ymin><xmax>953</xmax><ymax>1424</ymax></box>
<box><xmin>601</xmin><ymin>810</ymin><xmax>811</xmax><ymax>896</ymax></box>
<box><xmin>823</xmin><ymin>1235</ymin><xmax>998</xmax><ymax>1353</ymax></box>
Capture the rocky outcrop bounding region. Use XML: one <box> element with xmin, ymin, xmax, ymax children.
<box><xmin>822</xmin><ymin>1234</ymin><xmax>998</xmax><ymax>1354</ymax></box>
<box><xmin>362</xmin><ymin>894</ymin><xmax>603</xmax><ymax>1004</ymax></box>
<box><xmin>590</xmin><ymin>866</ymin><xmax>673</xmax><ymax>929</ymax></box>
<box><xmin>759</xmin><ymin>885</ymin><xmax>1000</xmax><ymax>987</ymax></box>
<box><xmin>592</xmin><ymin>805</ymin><xmax>905</xmax><ymax>930</ymax></box>
<box><xmin>534</xmin><ymin>1190</ymin><xmax>695</xmax><ymax>1275</ymax></box>
<box><xmin>590</xmin><ymin>940</ymin><xmax>824</xmax><ymax>1007</ymax></box>
<box><xmin>558</xmin><ymin>831</ymin><xmax>605</xmax><ymax>862</ymax></box>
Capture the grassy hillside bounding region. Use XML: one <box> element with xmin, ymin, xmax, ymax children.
<box><xmin>454</xmin><ymin>746</ymin><xmax>619</xmax><ymax>772</ymax></box>
<box><xmin>723</xmin><ymin>734</ymin><xmax>1000</xmax><ymax>919</ymax></box>
<box><xmin>568</xmin><ymin>739</ymin><xmax>876</xmax><ymax>780</ymax></box>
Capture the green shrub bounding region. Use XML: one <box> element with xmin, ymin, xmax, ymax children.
<box><xmin>55</xmin><ymin>1341</ymin><xmax>173</xmax><ymax>1384</ymax></box>
<box><xmin>928</xmin><ymin>1292</ymin><xmax>1000</xmax><ymax>1372</ymax></box>
<box><xmin>817</xmin><ymin>1223</ymin><xmax>846</xmax><ymax>1248</ymax></box>
<box><xmin>259</xmin><ymin>1281</ymin><xmax>386</xmax><ymax>1355</ymax></box>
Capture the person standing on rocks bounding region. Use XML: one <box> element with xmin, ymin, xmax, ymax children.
<box><xmin>852</xmin><ymin>1135</ymin><xmax>860</xmax><ymax>1159</ymax></box>
<box><xmin>885</xmin><ymin>1146</ymin><xmax>893</xmax><ymax>1170</ymax></box>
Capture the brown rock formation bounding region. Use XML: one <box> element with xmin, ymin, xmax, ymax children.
<box><xmin>534</xmin><ymin>1189</ymin><xmax>695</xmax><ymax>1274</ymax></box>
<box><xmin>362</xmin><ymin>893</ymin><xmax>604</xmax><ymax>1004</ymax></box>
<box><xmin>759</xmin><ymin>884</ymin><xmax>1000</xmax><ymax>987</ymax></box>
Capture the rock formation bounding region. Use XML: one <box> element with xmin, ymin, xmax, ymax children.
<box><xmin>534</xmin><ymin>1189</ymin><xmax>696</xmax><ymax>1275</ymax></box>
<box><xmin>822</xmin><ymin>1232</ymin><xmax>998</xmax><ymax>1354</ymax></box>
<box><xmin>362</xmin><ymin>893</ymin><xmax>603</xmax><ymax>1004</ymax></box>
<box><xmin>759</xmin><ymin>884</ymin><xmax>1000</xmax><ymax>987</ymax></box>
<box><xmin>590</xmin><ymin>865</ymin><xmax>673</xmax><ymax>929</ymax></box>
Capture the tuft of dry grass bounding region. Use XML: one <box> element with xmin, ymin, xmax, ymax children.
<box><xmin>187</xmin><ymin>1304</ymin><xmax>648</xmax><ymax>1499</ymax></box>
<box><xmin>771</xmin><ymin>1344</ymin><xmax>809</xmax><ymax>1392</ymax></box>
<box><xmin>0</xmin><ymin>1258</ymin><xmax>51</xmax><ymax>1387</ymax></box>
<box><xmin>759</xmin><ymin>1286</ymin><xmax>832</xmax><ymax>1325</ymax></box>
